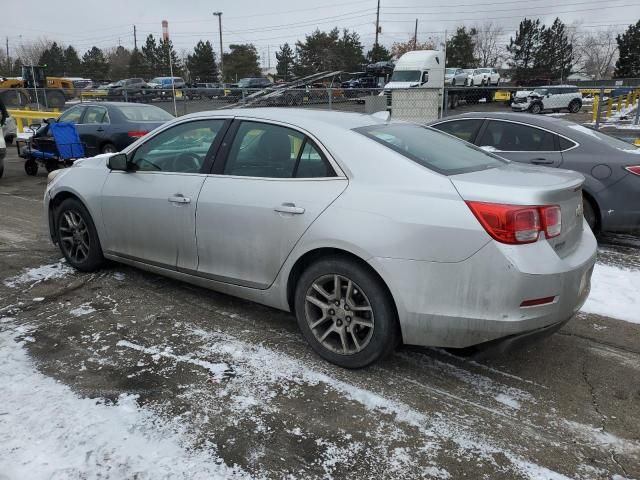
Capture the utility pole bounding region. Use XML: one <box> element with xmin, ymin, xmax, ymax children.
<box><xmin>413</xmin><ymin>19</ymin><xmax>418</xmax><ymax>50</ymax></box>
<box><xmin>5</xmin><ymin>37</ymin><xmax>9</xmax><ymax>71</ymax></box>
<box><xmin>374</xmin><ymin>0</ymin><xmax>380</xmax><ymax>51</ymax></box>
<box><xmin>133</xmin><ymin>25</ymin><xmax>137</xmax><ymax>50</ymax></box>
<box><xmin>213</xmin><ymin>12</ymin><xmax>224</xmax><ymax>82</ymax></box>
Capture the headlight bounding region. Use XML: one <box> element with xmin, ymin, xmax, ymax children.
<box><xmin>47</xmin><ymin>168</ymin><xmax>68</xmax><ymax>185</ymax></box>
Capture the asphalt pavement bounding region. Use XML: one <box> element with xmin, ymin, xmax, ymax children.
<box><xmin>1</xmin><ymin>147</ymin><xmax>639</xmax><ymax>479</ymax></box>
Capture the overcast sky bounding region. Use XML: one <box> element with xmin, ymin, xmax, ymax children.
<box><xmin>3</xmin><ymin>0</ymin><xmax>639</xmax><ymax>66</ymax></box>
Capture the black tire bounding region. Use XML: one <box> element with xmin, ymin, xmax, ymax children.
<box><xmin>530</xmin><ymin>102</ymin><xmax>542</xmax><ymax>114</ymax></box>
<box><xmin>101</xmin><ymin>143</ymin><xmax>117</xmax><ymax>154</ymax></box>
<box><xmin>55</xmin><ymin>198</ymin><xmax>105</xmax><ymax>272</ymax></box>
<box><xmin>45</xmin><ymin>160</ymin><xmax>58</xmax><ymax>173</ymax></box>
<box><xmin>25</xmin><ymin>159</ymin><xmax>38</xmax><ymax>176</ymax></box>
<box><xmin>583</xmin><ymin>195</ymin><xmax>598</xmax><ymax>233</ymax></box>
<box><xmin>294</xmin><ymin>256</ymin><xmax>399</xmax><ymax>368</ymax></box>
<box><xmin>0</xmin><ymin>165</ymin><xmax>4</xmax><ymax>178</ymax></box>
<box><xmin>452</xmin><ymin>79</ymin><xmax>456</xmax><ymax>86</ymax></box>
<box><xmin>5</xmin><ymin>135</ymin><xmax>14</xmax><ymax>145</ymax></box>
<box><xmin>568</xmin><ymin>99</ymin><xmax>582</xmax><ymax>113</ymax></box>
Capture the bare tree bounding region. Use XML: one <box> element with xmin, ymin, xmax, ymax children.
<box><xmin>15</xmin><ymin>38</ymin><xmax>54</xmax><ymax>65</ymax></box>
<box><xmin>575</xmin><ymin>29</ymin><xmax>619</xmax><ymax>80</ymax></box>
<box><xmin>473</xmin><ymin>22</ymin><xmax>505</xmax><ymax>67</ymax></box>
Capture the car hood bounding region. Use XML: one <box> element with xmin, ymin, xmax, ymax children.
<box><xmin>384</xmin><ymin>81</ymin><xmax>420</xmax><ymax>89</ymax></box>
<box><xmin>71</xmin><ymin>153</ymin><xmax>112</xmax><ymax>168</ymax></box>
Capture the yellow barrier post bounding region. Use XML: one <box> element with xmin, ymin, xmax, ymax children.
<box><xmin>617</xmin><ymin>95</ymin><xmax>623</xmax><ymax>114</ymax></box>
<box><xmin>6</xmin><ymin>109</ymin><xmax>54</xmax><ymax>133</ymax></box>
<box><xmin>592</xmin><ymin>93</ymin><xmax>600</xmax><ymax>123</ymax></box>
<box><xmin>606</xmin><ymin>97</ymin><xmax>613</xmax><ymax>118</ymax></box>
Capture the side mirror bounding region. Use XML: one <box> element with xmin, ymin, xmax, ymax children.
<box><xmin>107</xmin><ymin>153</ymin><xmax>129</xmax><ymax>171</ymax></box>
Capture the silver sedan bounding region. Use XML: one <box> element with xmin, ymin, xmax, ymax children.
<box><xmin>44</xmin><ymin>109</ymin><xmax>597</xmax><ymax>368</ymax></box>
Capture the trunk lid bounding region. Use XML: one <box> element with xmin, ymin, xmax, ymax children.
<box><xmin>451</xmin><ymin>164</ymin><xmax>585</xmax><ymax>256</ymax></box>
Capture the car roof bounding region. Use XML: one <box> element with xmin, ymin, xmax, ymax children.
<box><xmin>76</xmin><ymin>102</ymin><xmax>159</xmax><ymax>108</ymax></box>
<box><xmin>181</xmin><ymin>108</ymin><xmax>387</xmax><ymax>132</ymax></box>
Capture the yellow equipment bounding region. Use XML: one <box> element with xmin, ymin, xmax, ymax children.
<box><xmin>0</xmin><ymin>65</ymin><xmax>70</xmax><ymax>109</ymax></box>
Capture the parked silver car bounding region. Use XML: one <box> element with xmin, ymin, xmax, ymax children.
<box><xmin>429</xmin><ymin>112</ymin><xmax>640</xmax><ymax>233</ymax></box>
<box><xmin>445</xmin><ymin>68</ymin><xmax>468</xmax><ymax>86</ymax></box>
<box><xmin>44</xmin><ymin>109</ymin><xmax>596</xmax><ymax>368</ymax></box>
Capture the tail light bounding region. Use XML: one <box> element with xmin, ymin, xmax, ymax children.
<box><xmin>127</xmin><ymin>130</ymin><xmax>148</xmax><ymax>138</ymax></box>
<box><xmin>625</xmin><ymin>166</ymin><xmax>640</xmax><ymax>176</ymax></box>
<box><xmin>466</xmin><ymin>202</ymin><xmax>562</xmax><ymax>245</ymax></box>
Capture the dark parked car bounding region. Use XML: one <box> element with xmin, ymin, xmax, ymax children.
<box><xmin>429</xmin><ymin>112</ymin><xmax>640</xmax><ymax>234</ymax></box>
<box><xmin>341</xmin><ymin>76</ymin><xmax>379</xmax><ymax>98</ymax></box>
<box><xmin>228</xmin><ymin>77</ymin><xmax>273</xmax><ymax>100</ymax></box>
<box><xmin>43</xmin><ymin>102</ymin><xmax>174</xmax><ymax>155</ymax></box>
<box><xmin>190</xmin><ymin>82</ymin><xmax>225</xmax><ymax>99</ymax></box>
<box><xmin>106</xmin><ymin>78</ymin><xmax>149</xmax><ymax>101</ymax></box>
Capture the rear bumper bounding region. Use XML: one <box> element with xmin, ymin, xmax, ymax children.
<box><xmin>369</xmin><ymin>222</ymin><xmax>597</xmax><ymax>348</ymax></box>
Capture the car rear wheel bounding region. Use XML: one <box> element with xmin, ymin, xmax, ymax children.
<box><xmin>24</xmin><ymin>159</ymin><xmax>38</xmax><ymax>176</ymax></box>
<box><xmin>583</xmin><ymin>195</ymin><xmax>598</xmax><ymax>233</ymax></box>
<box><xmin>295</xmin><ymin>256</ymin><xmax>399</xmax><ymax>368</ymax></box>
<box><xmin>55</xmin><ymin>198</ymin><xmax>105</xmax><ymax>272</ymax></box>
<box><xmin>568</xmin><ymin>99</ymin><xmax>582</xmax><ymax>113</ymax></box>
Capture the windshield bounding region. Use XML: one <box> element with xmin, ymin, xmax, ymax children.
<box><xmin>463</xmin><ymin>69</ymin><xmax>474</xmax><ymax>74</ymax></box>
<box><xmin>117</xmin><ymin>105</ymin><xmax>175</xmax><ymax>122</ymax></box>
<box><xmin>238</xmin><ymin>78</ymin><xmax>252</xmax><ymax>87</ymax></box>
<box><xmin>533</xmin><ymin>89</ymin><xmax>548</xmax><ymax>95</ymax></box>
<box><xmin>479</xmin><ymin>68</ymin><xmax>491</xmax><ymax>73</ymax></box>
<box><xmin>355</xmin><ymin>124</ymin><xmax>507</xmax><ymax>175</ymax></box>
<box><xmin>150</xmin><ymin>78</ymin><xmax>163</xmax><ymax>84</ymax></box>
<box><xmin>390</xmin><ymin>70</ymin><xmax>421</xmax><ymax>82</ymax></box>
<box><xmin>445</xmin><ymin>68</ymin><xmax>456</xmax><ymax>74</ymax></box>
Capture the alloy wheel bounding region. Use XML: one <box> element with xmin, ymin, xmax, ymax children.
<box><xmin>304</xmin><ymin>274</ymin><xmax>375</xmax><ymax>355</ymax></box>
<box><xmin>59</xmin><ymin>210</ymin><xmax>91</xmax><ymax>264</ymax></box>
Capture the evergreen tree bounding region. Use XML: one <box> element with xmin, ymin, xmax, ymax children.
<box><xmin>128</xmin><ymin>47</ymin><xmax>145</xmax><ymax>78</ymax></box>
<box><xmin>614</xmin><ymin>20</ymin><xmax>640</xmax><ymax>77</ymax></box>
<box><xmin>535</xmin><ymin>18</ymin><xmax>573</xmax><ymax>81</ymax></box>
<box><xmin>295</xmin><ymin>28</ymin><xmax>364</xmax><ymax>75</ymax></box>
<box><xmin>275</xmin><ymin>43</ymin><xmax>295</xmax><ymax>81</ymax></box>
<box><xmin>446</xmin><ymin>26</ymin><xmax>477</xmax><ymax>68</ymax></box>
<box><xmin>507</xmin><ymin>18</ymin><xmax>543</xmax><ymax>81</ymax></box>
<box><xmin>39</xmin><ymin>42</ymin><xmax>66</xmax><ymax>76</ymax></box>
<box><xmin>81</xmin><ymin>46</ymin><xmax>109</xmax><ymax>79</ymax></box>
<box><xmin>187</xmin><ymin>40</ymin><xmax>218</xmax><ymax>82</ymax></box>
<box><xmin>223</xmin><ymin>44</ymin><xmax>260</xmax><ymax>82</ymax></box>
<box><xmin>141</xmin><ymin>34</ymin><xmax>159</xmax><ymax>77</ymax></box>
<box><xmin>64</xmin><ymin>46</ymin><xmax>82</xmax><ymax>77</ymax></box>
<box><xmin>390</xmin><ymin>37</ymin><xmax>437</xmax><ymax>58</ymax></box>
<box><xmin>157</xmin><ymin>38</ymin><xmax>183</xmax><ymax>77</ymax></box>
<box><xmin>366</xmin><ymin>44</ymin><xmax>392</xmax><ymax>63</ymax></box>
<box><xmin>336</xmin><ymin>29</ymin><xmax>365</xmax><ymax>72</ymax></box>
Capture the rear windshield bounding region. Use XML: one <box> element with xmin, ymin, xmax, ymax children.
<box><xmin>355</xmin><ymin>123</ymin><xmax>507</xmax><ymax>175</ymax></box>
<box><xmin>117</xmin><ymin>105</ymin><xmax>174</xmax><ymax>122</ymax></box>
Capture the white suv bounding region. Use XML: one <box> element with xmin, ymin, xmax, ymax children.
<box><xmin>511</xmin><ymin>86</ymin><xmax>582</xmax><ymax>114</ymax></box>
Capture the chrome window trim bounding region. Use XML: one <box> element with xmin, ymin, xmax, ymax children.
<box><xmin>433</xmin><ymin>117</ymin><xmax>580</xmax><ymax>154</ymax></box>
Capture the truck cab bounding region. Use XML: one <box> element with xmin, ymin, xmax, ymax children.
<box><xmin>383</xmin><ymin>50</ymin><xmax>445</xmax><ymax>90</ymax></box>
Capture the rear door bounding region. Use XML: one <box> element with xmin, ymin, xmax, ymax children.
<box><xmin>475</xmin><ymin>120</ymin><xmax>563</xmax><ymax>167</ymax></box>
<box><xmin>195</xmin><ymin>119</ymin><xmax>348</xmax><ymax>288</ymax></box>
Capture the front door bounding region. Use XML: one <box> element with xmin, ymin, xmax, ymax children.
<box><xmin>101</xmin><ymin>118</ymin><xmax>228</xmax><ymax>270</ymax></box>
<box><xmin>77</xmin><ymin>105</ymin><xmax>111</xmax><ymax>155</ymax></box>
<box><xmin>195</xmin><ymin>120</ymin><xmax>348</xmax><ymax>288</ymax></box>
<box><xmin>476</xmin><ymin>120</ymin><xmax>563</xmax><ymax>168</ymax></box>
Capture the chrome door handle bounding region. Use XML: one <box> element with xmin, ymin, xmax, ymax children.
<box><xmin>531</xmin><ymin>158</ymin><xmax>553</xmax><ymax>165</ymax></box>
<box><xmin>274</xmin><ymin>203</ymin><xmax>305</xmax><ymax>215</ymax></box>
<box><xmin>168</xmin><ymin>194</ymin><xmax>191</xmax><ymax>204</ymax></box>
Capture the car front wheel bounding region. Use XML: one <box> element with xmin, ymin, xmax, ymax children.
<box><xmin>530</xmin><ymin>103</ymin><xmax>542</xmax><ymax>114</ymax></box>
<box><xmin>568</xmin><ymin>99</ymin><xmax>582</xmax><ymax>113</ymax></box>
<box><xmin>295</xmin><ymin>256</ymin><xmax>399</xmax><ymax>368</ymax></box>
<box><xmin>55</xmin><ymin>198</ymin><xmax>105</xmax><ymax>272</ymax></box>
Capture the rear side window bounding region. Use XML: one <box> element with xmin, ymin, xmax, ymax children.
<box><xmin>558</xmin><ymin>136</ymin><xmax>577</xmax><ymax>150</ymax></box>
<box><xmin>431</xmin><ymin>119</ymin><xmax>483</xmax><ymax>143</ymax></box>
<box><xmin>118</xmin><ymin>105</ymin><xmax>174</xmax><ymax>121</ymax></box>
<box><xmin>478</xmin><ymin>121</ymin><xmax>556</xmax><ymax>151</ymax></box>
<box><xmin>355</xmin><ymin>124</ymin><xmax>506</xmax><ymax>175</ymax></box>
<box><xmin>223</xmin><ymin>121</ymin><xmax>335</xmax><ymax>179</ymax></box>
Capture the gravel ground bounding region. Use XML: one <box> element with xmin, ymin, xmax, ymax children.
<box><xmin>1</xmin><ymin>147</ymin><xmax>639</xmax><ymax>479</ymax></box>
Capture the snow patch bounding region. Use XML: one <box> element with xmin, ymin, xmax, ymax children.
<box><xmin>69</xmin><ymin>303</ymin><xmax>96</xmax><ymax>316</ymax></box>
<box><xmin>4</xmin><ymin>261</ymin><xmax>73</xmax><ymax>288</ymax></box>
<box><xmin>0</xmin><ymin>330</ymin><xmax>251</xmax><ymax>480</ymax></box>
<box><xmin>495</xmin><ymin>393</ymin><xmax>521</xmax><ymax>410</ymax></box>
<box><xmin>581</xmin><ymin>263</ymin><xmax>640</xmax><ymax>324</ymax></box>
<box><xmin>567</xmin><ymin>124</ymin><xmax>600</xmax><ymax>139</ymax></box>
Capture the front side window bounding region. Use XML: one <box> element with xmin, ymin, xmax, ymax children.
<box><xmin>355</xmin><ymin>123</ymin><xmax>506</xmax><ymax>175</ymax></box>
<box><xmin>432</xmin><ymin>119</ymin><xmax>484</xmax><ymax>143</ymax></box>
<box><xmin>224</xmin><ymin>121</ymin><xmax>335</xmax><ymax>179</ymax></box>
<box><xmin>58</xmin><ymin>107</ymin><xmax>84</xmax><ymax>124</ymax></box>
<box><xmin>129</xmin><ymin>119</ymin><xmax>225</xmax><ymax>173</ymax></box>
<box><xmin>478</xmin><ymin>121</ymin><xmax>556</xmax><ymax>151</ymax></box>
